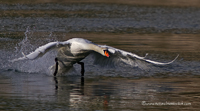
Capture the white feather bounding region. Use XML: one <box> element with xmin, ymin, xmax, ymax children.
<box><xmin>11</xmin><ymin>41</ymin><xmax>69</xmax><ymax>62</ymax></box>
<box><xmin>93</xmin><ymin>45</ymin><xmax>179</xmax><ymax>67</ymax></box>
<box><xmin>11</xmin><ymin>38</ymin><xmax>178</xmax><ymax>72</ymax></box>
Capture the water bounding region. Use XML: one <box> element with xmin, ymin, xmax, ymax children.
<box><xmin>0</xmin><ymin>1</ymin><xmax>200</xmax><ymax>110</ymax></box>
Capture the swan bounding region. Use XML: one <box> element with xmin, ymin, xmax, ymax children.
<box><xmin>11</xmin><ymin>38</ymin><xmax>178</xmax><ymax>76</ymax></box>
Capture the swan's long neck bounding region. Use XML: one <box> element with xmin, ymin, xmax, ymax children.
<box><xmin>88</xmin><ymin>44</ymin><xmax>104</xmax><ymax>54</ymax></box>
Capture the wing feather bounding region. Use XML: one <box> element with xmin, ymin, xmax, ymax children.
<box><xmin>11</xmin><ymin>41</ymin><xmax>70</xmax><ymax>62</ymax></box>
<box><xmin>95</xmin><ymin>45</ymin><xmax>178</xmax><ymax>67</ymax></box>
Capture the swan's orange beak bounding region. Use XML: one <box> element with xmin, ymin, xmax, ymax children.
<box><xmin>104</xmin><ymin>50</ymin><xmax>110</xmax><ymax>57</ymax></box>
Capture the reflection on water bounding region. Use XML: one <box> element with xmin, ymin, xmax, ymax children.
<box><xmin>0</xmin><ymin>72</ymin><xmax>198</xmax><ymax>110</ymax></box>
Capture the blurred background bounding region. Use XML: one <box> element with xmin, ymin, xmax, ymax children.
<box><xmin>0</xmin><ymin>0</ymin><xmax>200</xmax><ymax>58</ymax></box>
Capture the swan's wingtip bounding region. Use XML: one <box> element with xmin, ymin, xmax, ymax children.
<box><xmin>147</xmin><ymin>54</ymin><xmax>179</xmax><ymax>65</ymax></box>
<box><xmin>176</xmin><ymin>54</ymin><xmax>179</xmax><ymax>59</ymax></box>
<box><xmin>163</xmin><ymin>54</ymin><xmax>179</xmax><ymax>65</ymax></box>
<box><xmin>9</xmin><ymin>59</ymin><xmax>18</xmax><ymax>63</ymax></box>
<box><xmin>173</xmin><ymin>54</ymin><xmax>179</xmax><ymax>62</ymax></box>
<box><xmin>9</xmin><ymin>56</ymin><xmax>28</xmax><ymax>63</ymax></box>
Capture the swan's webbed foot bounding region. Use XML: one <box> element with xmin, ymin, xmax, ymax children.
<box><xmin>77</xmin><ymin>62</ymin><xmax>85</xmax><ymax>76</ymax></box>
<box><xmin>54</xmin><ymin>58</ymin><xmax>59</xmax><ymax>76</ymax></box>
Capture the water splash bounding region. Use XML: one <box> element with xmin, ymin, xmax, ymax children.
<box><xmin>1</xmin><ymin>28</ymin><xmax>196</xmax><ymax>77</ymax></box>
<box><xmin>14</xmin><ymin>27</ymin><xmax>33</xmax><ymax>54</ymax></box>
<box><xmin>0</xmin><ymin>28</ymin><xmax>57</xmax><ymax>75</ymax></box>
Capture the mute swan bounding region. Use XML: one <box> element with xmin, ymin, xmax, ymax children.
<box><xmin>11</xmin><ymin>38</ymin><xmax>178</xmax><ymax>76</ymax></box>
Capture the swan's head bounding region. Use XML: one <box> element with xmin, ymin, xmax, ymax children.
<box><xmin>100</xmin><ymin>47</ymin><xmax>110</xmax><ymax>58</ymax></box>
<box><xmin>103</xmin><ymin>49</ymin><xmax>110</xmax><ymax>57</ymax></box>
<box><xmin>91</xmin><ymin>44</ymin><xmax>110</xmax><ymax>57</ymax></box>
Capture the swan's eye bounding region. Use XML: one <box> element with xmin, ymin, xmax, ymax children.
<box><xmin>104</xmin><ymin>50</ymin><xmax>110</xmax><ymax>57</ymax></box>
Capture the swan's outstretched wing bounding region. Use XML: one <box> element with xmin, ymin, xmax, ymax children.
<box><xmin>93</xmin><ymin>45</ymin><xmax>178</xmax><ymax>67</ymax></box>
<box><xmin>11</xmin><ymin>41</ymin><xmax>70</xmax><ymax>62</ymax></box>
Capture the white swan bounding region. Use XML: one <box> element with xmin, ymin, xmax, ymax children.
<box><xmin>11</xmin><ymin>38</ymin><xmax>178</xmax><ymax>76</ymax></box>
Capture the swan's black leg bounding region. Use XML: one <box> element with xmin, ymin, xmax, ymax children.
<box><xmin>54</xmin><ymin>58</ymin><xmax>58</xmax><ymax>76</ymax></box>
<box><xmin>81</xmin><ymin>76</ymin><xmax>84</xmax><ymax>86</ymax></box>
<box><xmin>77</xmin><ymin>62</ymin><xmax>85</xmax><ymax>76</ymax></box>
<box><xmin>54</xmin><ymin>76</ymin><xmax>58</xmax><ymax>90</ymax></box>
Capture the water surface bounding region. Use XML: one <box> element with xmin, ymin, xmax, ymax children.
<box><xmin>0</xmin><ymin>2</ymin><xmax>200</xmax><ymax>111</ymax></box>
